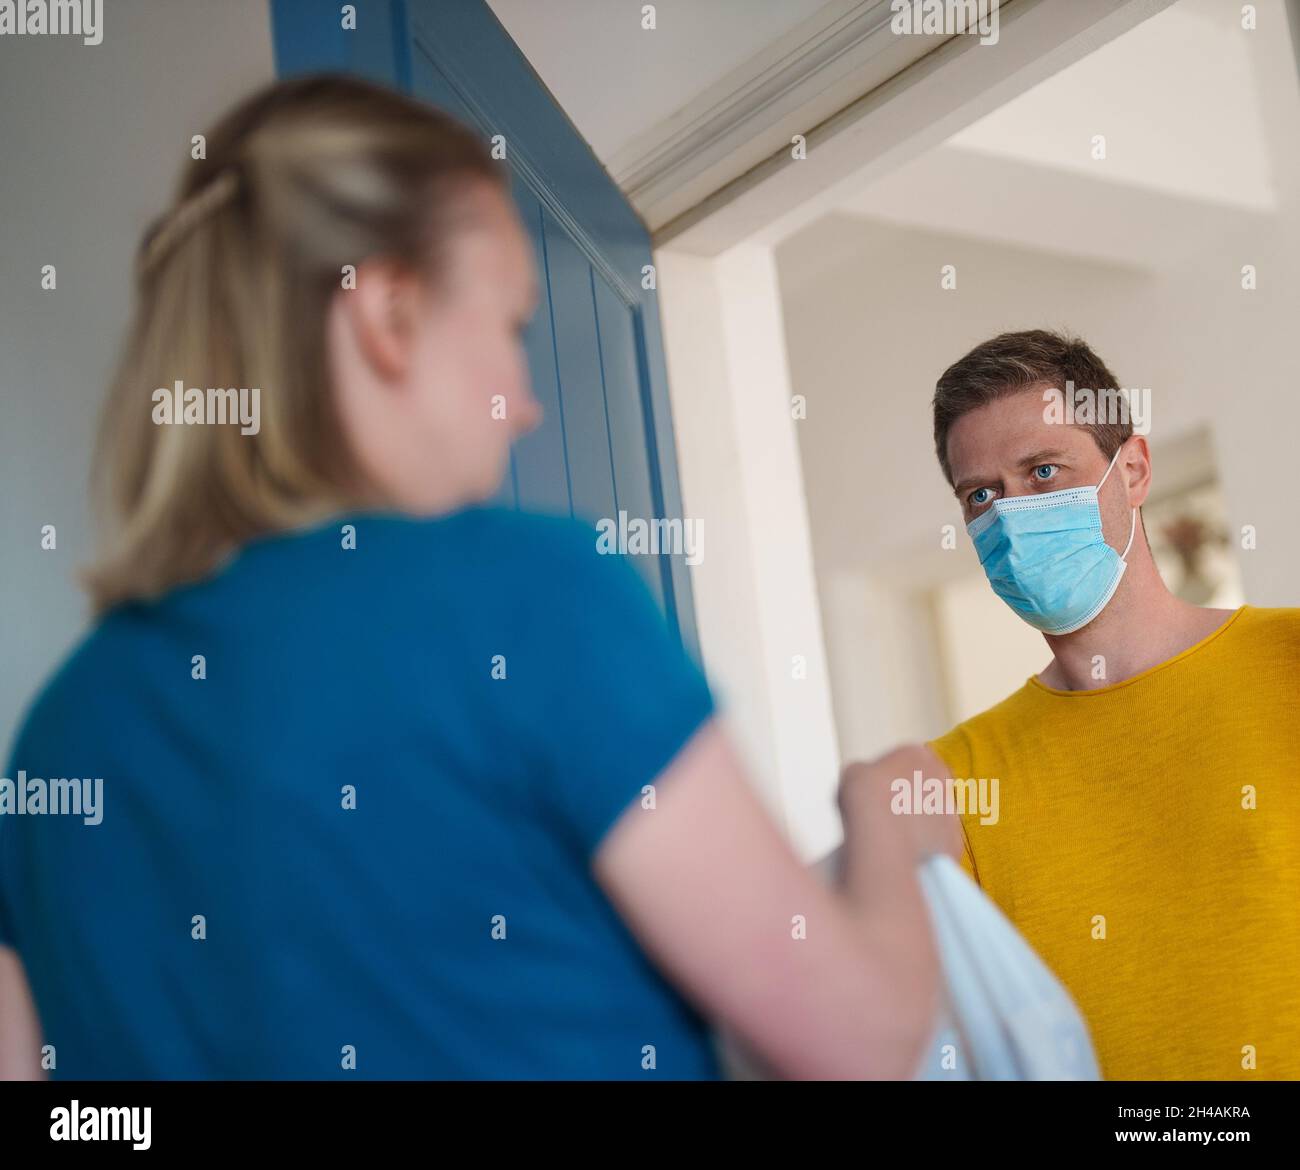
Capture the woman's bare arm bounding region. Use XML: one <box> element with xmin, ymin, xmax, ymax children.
<box><xmin>0</xmin><ymin>945</ymin><xmax>44</xmax><ymax>1080</ymax></box>
<box><xmin>593</xmin><ymin>720</ymin><xmax>948</xmax><ymax>1079</ymax></box>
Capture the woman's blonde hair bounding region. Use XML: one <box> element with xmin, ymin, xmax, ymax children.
<box><xmin>86</xmin><ymin>74</ymin><xmax>505</xmax><ymax>615</ymax></box>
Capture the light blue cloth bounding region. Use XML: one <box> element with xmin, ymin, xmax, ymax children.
<box><xmin>913</xmin><ymin>854</ymin><xmax>1100</xmax><ymax>1080</ymax></box>
<box><xmin>718</xmin><ymin>847</ymin><xmax>1100</xmax><ymax>1080</ymax></box>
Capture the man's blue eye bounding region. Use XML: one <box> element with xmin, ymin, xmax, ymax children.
<box><xmin>969</xmin><ymin>487</ymin><xmax>994</xmax><ymax>506</ymax></box>
<box><xmin>1033</xmin><ymin>464</ymin><xmax>1059</xmax><ymax>481</ymax></box>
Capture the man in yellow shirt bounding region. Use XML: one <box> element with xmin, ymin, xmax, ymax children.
<box><xmin>914</xmin><ymin>329</ymin><xmax>1299</xmax><ymax>1080</ymax></box>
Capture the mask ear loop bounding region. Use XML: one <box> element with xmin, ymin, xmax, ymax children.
<box><xmin>1098</xmin><ymin>444</ymin><xmax>1138</xmax><ymax>561</ymax></box>
<box><xmin>1096</xmin><ymin>443</ymin><xmax>1124</xmax><ymax>490</ymax></box>
<box><xmin>1120</xmin><ymin>509</ymin><xmax>1137</xmax><ymax>560</ymax></box>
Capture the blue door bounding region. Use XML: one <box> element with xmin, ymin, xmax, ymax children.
<box><xmin>270</xmin><ymin>0</ymin><xmax>700</xmax><ymax>657</ymax></box>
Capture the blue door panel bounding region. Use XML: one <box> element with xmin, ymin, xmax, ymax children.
<box><xmin>412</xmin><ymin>42</ymin><xmax>470</xmax><ymax>123</ymax></box>
<box><xmin>270</xmin><ymin>0</ymin><xmax>700</xmax><ymax>658</ymax></box>
<box><xmin>540</xmin><ymin>209</ymin><xmax>615</xmax><ymax>527</ymax></box>
<box><xmin>591</xmin><ymin>278</ymin><xmax>665</xmax><ymax>609</ymax></box>
<box><xmin>510</xmin><ymin>190</ymin><xmax>571</xmax><ymax>517</ymax></box>
<box><xmin>272</xmin><ymin>0</ymin><xmax>403</xmax><ymax>84</ymax></box>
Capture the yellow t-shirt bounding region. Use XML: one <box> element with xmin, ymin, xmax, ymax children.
<box><xmin>928</xmin><ymin>604</ymin><xmax>1300</xmax><ymax>1080</ymax></box>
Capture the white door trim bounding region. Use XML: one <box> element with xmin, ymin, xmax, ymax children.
<box><xmin>655</xmin><ymin>0</ymin><xmax>1178</xmax><ymax>254</ymax></box>
<box><xmin>611</xmin><ymin>0</ymin><xmax>953</xmax><ymax>232</ymax></box>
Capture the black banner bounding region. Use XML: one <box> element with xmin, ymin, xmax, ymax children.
<box><xmin>1</xmin><ymin>1078</ymin><xmax>1292</xmax><ymax>1156</ymax></box>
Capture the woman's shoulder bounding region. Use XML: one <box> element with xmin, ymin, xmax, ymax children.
<box><xmin>200</xmin><ymin>505</ymin><xmax>607</xmax><ymax>602</ymax></box>
<box><xmin>343</xmin><ymin>506</ymin><xmax>610</xmax><ymax>595</ymax></box>
<box><xmin>249</xmin><ymin>505</ymin><xmax>633</xmax><ymax>636</ymax></box>
<box><xmin>4</xmin><ymin>617</ymin><xmax>121</xmax><ymax>767</ymax></box>
<box><xmin>329</xmin><ymin>504</ymin><xmax>601</xmax><ymax>564</ymax></box>
<box><xmin>4</xmin><ymin>508</ymin><xmax>616</xmax><ymax>759</ymax></box>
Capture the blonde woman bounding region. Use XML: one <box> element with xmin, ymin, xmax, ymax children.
<box><xmin>0</xmin><ymin>75</ymin><xmax>951</xmax><ymax>1080</ymax></box>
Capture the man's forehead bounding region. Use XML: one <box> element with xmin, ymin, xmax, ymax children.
<box><xmin>951</xmin><ymin>400</ymin><xmax>1038</xmax><ymax>447</ymax></box>
<box><xmin>954</xmin><ymin>384</ymin><xmax>1057</xmax><ymax>425</ymax></box>
<box><xmin>948</xmin><ymin>402</ymin><xmax>1096</xmax><ymax>484</ymax></box>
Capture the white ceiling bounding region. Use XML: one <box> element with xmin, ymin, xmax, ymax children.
<box><xmin>944</xmin><ymin>0</ymin><xmax>1277</xmax><ymax>212</ymax></box>
<box><xmin>486</xmin><ymin>0</ymin><xmax>828</xmax><ymax>166</ymax></box>
<box><xmin>828</xmin><ymin>0</ymin><xmax>1289</xmax><ymax>272</ymax></box>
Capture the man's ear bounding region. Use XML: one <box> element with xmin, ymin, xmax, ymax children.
<box><xmin>1123</xmin><ymin>435</ymin><xmax>1153</xmax><ymax>507</ymax></box>
<box><xmin>336</xmin><ymin>258</ymin><xmax>422</xmax><ymax>383</ymax></box>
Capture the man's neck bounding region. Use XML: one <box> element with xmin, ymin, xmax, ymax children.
<box><xmin>1037</xmin><ymin>553</ymin><xmax>1237</xmax><ymax>692</ymax></box>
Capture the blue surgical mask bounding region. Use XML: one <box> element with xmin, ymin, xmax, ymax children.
<box><xmin>967</xmin><ymin>444</ymin><xmax>1137</xmax><ymax>636</ymax></box>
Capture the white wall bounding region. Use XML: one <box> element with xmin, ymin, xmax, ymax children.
<box><xmin>657</xmin><ymin>245</ymin><xmax>842</xmax><ymax>860</ymax></box>
<box><xmin>0</xmin><ymin>0</ymin><xmax>276</xmax><ymax>750</ymax></box>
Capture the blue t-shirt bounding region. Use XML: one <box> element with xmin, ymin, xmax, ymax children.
<box><xmin>0</xmin><ymin>507</ymin><xmax>720</xmax><ymax>1079</ymax></box>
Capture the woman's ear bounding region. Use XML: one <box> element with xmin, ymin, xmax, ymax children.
<box><xmin>336</xmin><ymin>257</ymin><xmax>422</xmax><ymax>384</ymax></box>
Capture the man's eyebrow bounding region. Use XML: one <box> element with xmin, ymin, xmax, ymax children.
<box><xmin>952</xmin><ymin>449</ymin><xmax>1072</xmax><ymax>497</ymax></box>
<box><xmin>1018</xmin><ymin>448</ymin><xmax>1070</xmax><ymax>467</ymax></box>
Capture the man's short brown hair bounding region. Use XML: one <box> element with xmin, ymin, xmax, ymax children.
<box><xmin>932</xmin><ymin>330</ymin><xmax>1133</xmax><ymax>486</ymax></box>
